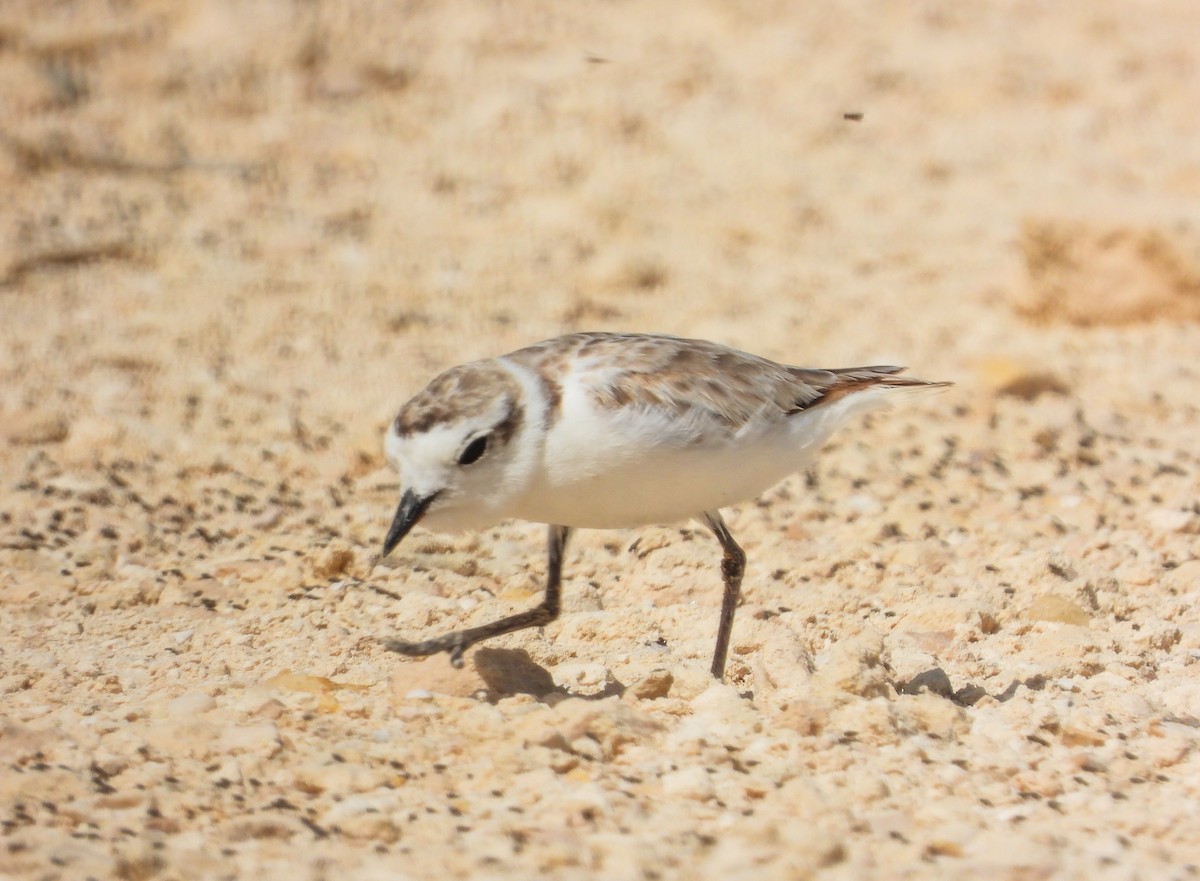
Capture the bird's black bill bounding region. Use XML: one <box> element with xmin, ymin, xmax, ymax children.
<box><xmin>381</xmin><ymin>490</ymin><xmax>438</xmax><ymax>558</ymax></box>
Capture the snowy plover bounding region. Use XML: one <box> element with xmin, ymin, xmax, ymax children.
<box><xmin>380</xmin><ymin>332</ymin><xmax>949</xmax><ymax>680</ymax></box>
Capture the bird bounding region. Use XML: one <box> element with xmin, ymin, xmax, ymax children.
<box><xmin>378</xmin><ymin>332</ymin><xmax>949</xmax><ymax>681</ymax></box>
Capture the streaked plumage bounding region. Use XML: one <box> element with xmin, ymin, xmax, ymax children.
<box><xmin>379</xmin><ymin>332</ymin><xmax>950</xmax><ymax>679</ymax></box>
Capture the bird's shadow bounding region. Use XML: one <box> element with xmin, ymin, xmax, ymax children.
<box><xmin>471</xmin><ymin>647</ymin><xmax>625</xmax><ymax>703</ymax></box>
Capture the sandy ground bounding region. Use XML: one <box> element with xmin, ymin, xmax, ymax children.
<box><xmin>2</xmin><ymin>1</ymin><xmax>1200</xmax><ymax>878</ymax></box>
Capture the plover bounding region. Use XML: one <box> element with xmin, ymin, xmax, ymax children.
<box><xmin>379</xmin><ymin>332</ymin><xmax>949</xmax><ymax>680</ymax></box>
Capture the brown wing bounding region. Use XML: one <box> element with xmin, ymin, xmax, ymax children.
<box><xmin>509</xmin><ymin>332</ymin><xmax>946</xmax><ymax>443</ymax></box>
<box><xmin>588</xmin><ymin>336</ymin><xmax>828</xmax><ymax>432</ymax></box>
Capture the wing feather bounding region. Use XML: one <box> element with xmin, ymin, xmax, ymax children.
<box><xmin>507</xmin><ymin>332</ymin><xmax>946</xmax><ymax>445</ymax></box>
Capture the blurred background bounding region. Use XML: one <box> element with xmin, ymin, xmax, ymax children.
<box><xmin>3</xmin><ymin>0</ymin><xmax>1197</xmax><ymax>481</ymax></box>
<box><xmin>3</xmin><ymin>2</ymin><xmax>1200</xmax><ymax>877</ymax></box>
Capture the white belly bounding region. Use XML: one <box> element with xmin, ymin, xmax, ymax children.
<box><xmin>509</xmin><ymin>388</ymin><xmax>890</xmax><ymax>529</ymax></box>
<box><xmin>510</xmin><ymin>443</ymin><xmax>804</xmax><ymax>527</ymax></box>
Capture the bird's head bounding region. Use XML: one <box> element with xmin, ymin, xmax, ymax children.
<box><xmin>381</xmin><ymin>361</ymin><xmax>531</xmax><ymax>556</ymax></box>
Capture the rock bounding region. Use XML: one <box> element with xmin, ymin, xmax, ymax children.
<box><xmin>211</xmin><ymin>558</ymin><xmax>277</xmax><ymax>581</ymax></box>
<box><xmin>889</xmin><ymin>541</ymin><xmax>952</xmax><ymax>573</ymax></box>
<box><xmin>626</xmin><ymin>668</ymin><xmax>673</xmax><ymax>700</ymax></box>
<box><xmin>225</xmin><ymin>817</ymin><xmax>305</xmax><ymax>842</ymax></box>
<box><xmin>568</xmin><ymin>735</ymin><xmax>605</xmax><ymax>762</ymax></box>
<box><xmin>140</xmin><ymin>717</ymin><xmax>220</xmax><ymax>759</ymax></box>
<box><xmin>826</xmin><ymin>698</ymin><xmax>900</xmax><ymax>746</ymax></box>
<box><xmin>809</xmin><ymin>631</ymin><xmax>890</xmax><ymax>700</ymax></box>
<box><xmin>1025</xmin><ymin>594</ymin><xmax>1090</xmax><ymax>627</ymax></box>
<box><xmin>217</xmin><ymin>722</ymin><xmax>282</xmax><ymax>758</ymax></box>
<box><xmin>264</xmin><ymin>670</ymin><xmax>348</xmax><ymax>713</ymax></box>
<box><xmin>890</xmin><ymin>595</ymin><xmax>986</xmax><ymax>639</ymax></box>
<box><xmin>252</xmin><ymin>698</ymin><xmax>288</xmax><ymax>720</ymax></box>
<box><xmin>846</xmin><ymin>493</ymin><xmax>883</xmax><ymax>515</ymax></box>
<box><xmin>322</xmin><ymin>794</ymin><xmax>402</xmax><ymax>842</ymax></box>
<box><xmin>557</xmin><ymin>781</ymin><xmax>612</xmax><ymax>818</ymax></box>
<box><xmin>887</xmin><ymin>631</ymin><xmax>948</xmax><ymax>684</ymax></box>
<box><xmin>749</xmin><ymin>625</ymin><xmax>814</xmax><ymax>704</ymax></box>
<box><xmin>863</xmin><ymin>809</ymin><xmax>914</xmax><ymax>841</ymax></box>
<box><xmin>660</xmin><ymin>766</ymin><xmax>714</xmax><ymax>801</ymax></box>
<box><xmin>293</xmin><ymin>762</ymin><xmax>389</xmax><ymax>795</ymax></box>
<box><xmin>666</xmin><ymin>683</ymin><xmax>761</xmax><ymax>751</ymax></box>
<box><xmin>1162</xmin><ymin>560</ymin><xmax>1200</xmax><ymax>592</ymax></box>
<box><xmin>665</xmin><ymin>664</ymin><xmax>716</xmax><ymax>700</ymax></box>
<box><xmin>0</xmin><ymin>673</ymin><xmax>34</xmax><ymax>694</ymax></box>
<box><xmin>702</xmin><ymin>811</ymin><xmax>847</xmax><ymax>878</ymax></box>
<box><xmin>1061</xmin><ymin>726</ymin><xmax>1106</xmax><ymax>747</ymax></box>
<box><xmin>551</xmin><ymin>662</ymin><xmax>615</xmax><ymax>696</ymax></box>
<box><xmin>1156</xmin><ymin>678</ymin><xmax>1200</xmax><ymax>722</ymax></box>
<box><xmin>771</xmin><ymin>697</ymin><xmax>830</xmax><ymax>736</ymax></box>
<box><xmin>1133</xmin><ymin>624</ymin><xmax>1182</xmax><ymax>652</ymax></box>
<box><xmin>772</xmin><ymin>632</ymin><xmax>892</xmax><ymax>735</ymax></box>
<box><xmin>160</xmin><ymin>692</ymin><xmax>217</xmax><ymax>718</ymax></box>
<box><xmin>1147</xmin><ymin>508</ymin><xmax>1199</xmax><ymax>536</ymax></box>
<box><xmin>92</xmin><ymin>576</ymin><xmax>164</xmax><ymax>610</ymax></box>
<box><xmin>518</xmin><ymin>697</ymin><xmax>659</xmax><ymax>761</ymax></box>
<box><xmin>309</xmin><ymin>540</ymin><xmax>356</xmax><ymax>579</ymax></box>
<box><xmin>897</xmin><ymin>693</ymin><xmax>969</xmax><ymax>740</ymax></box>
<box><xmin>1141</xmin><ymin>723</ymin><xmax>1197</xmax><ymax>769</ymax></box>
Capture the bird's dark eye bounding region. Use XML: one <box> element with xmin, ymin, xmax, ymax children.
<box><xmin>457</xmin><ymin>435</ymin><xmax>488</xmax><ymax>466</ymax></box>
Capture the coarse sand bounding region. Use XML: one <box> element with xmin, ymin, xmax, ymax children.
<box><xmin>2</xmin><ymin>2</ymin><xmax>1199</xmax><ymax>878</ymax></box>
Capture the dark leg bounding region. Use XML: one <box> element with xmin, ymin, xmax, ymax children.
<box><xmin>701</xmin><ymin>511</ymin><xmax>746</xmax><ymax>681</ymax></box>
<box><xmin>384</xmin><ymin>525</ymin><xmax>571</xmax><ymax>668</ymax></box>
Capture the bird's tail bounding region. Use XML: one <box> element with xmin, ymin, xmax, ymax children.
<box><xmin>796</xmin><ymin>366</ymin><xmax>952</xmax><ymax>409</ymax></box>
